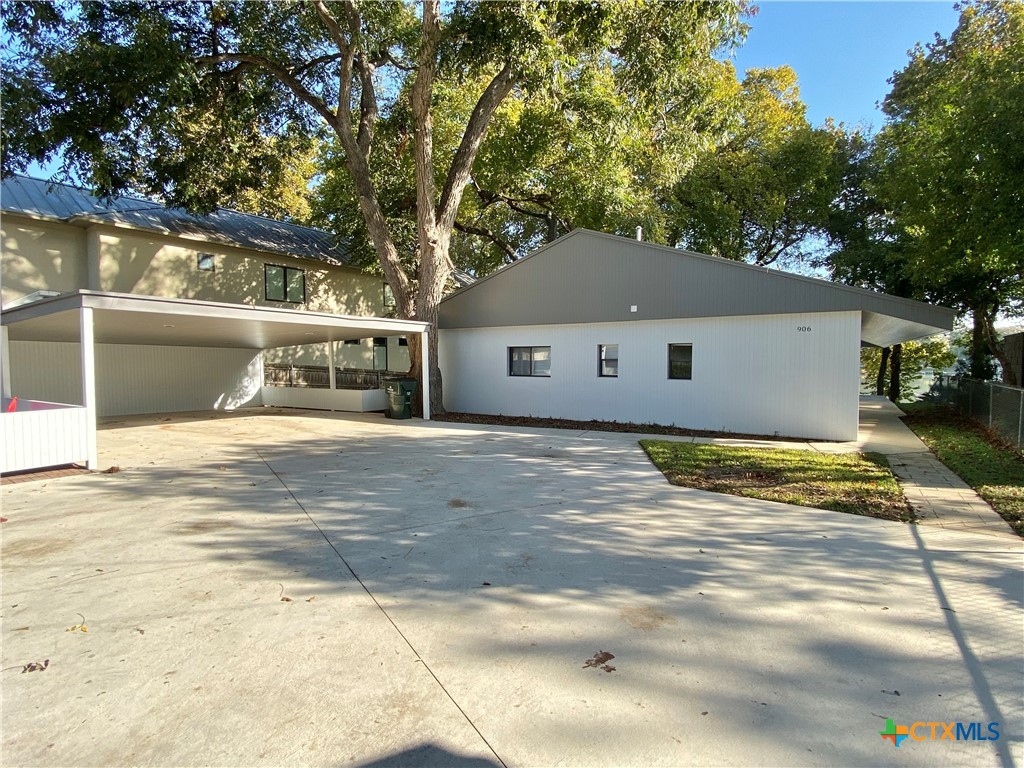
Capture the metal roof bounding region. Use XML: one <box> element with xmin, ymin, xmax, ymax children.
<box><xmin>1</xmin><ymin>175</ymin><xmax>351</xmax><ymax>266</ymax></box>
<box><xmin>439</xmin><ymin>229</ymin><xmax>957</xmax><ymax>347</ymax></box>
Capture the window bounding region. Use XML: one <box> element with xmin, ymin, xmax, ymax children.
<box><xmin>264</xmin><ymin>264</ymin><xmax>305</xmax><ymax>303</ymax></box>
<box><xmin>398</xmin><ymin>337</ymin><xmax>408</xmax><ymax>347</ymax></box>
<box><xmin>344</xmin><ymin>339</ymin><xmax>361</xmax><ymax>345</ymax></box>
<box><xmin>598</xmin><ymin>344</ymin><xmax>619</xmax><ymax>377</ymax></box>
<box><xmin>509</xmin><ymin>346</ymin><xmax>551</xmax><ymax>377</ymax></box>
<box><xmin>373</xmin><ymin>337</ymin><xmax>388</xmax><ymax>371</ymax></box>
<box><xmin>383</xmin><ymin>283</ymin><xmax>396</xmax><ymax>313</ymax></box>
<box><xmin>668</xmin><ymin>344</ymin><xmax>693</xmax><ymax>380</ymax></box>
<box><xmin>197</xmin><ymin>252</ymin><xmax>215</xmax><ymax>272</ymax></box>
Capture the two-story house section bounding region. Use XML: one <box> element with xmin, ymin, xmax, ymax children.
<box><xmin>1</xmin><ymin>174</ymin><xmax>411</xmax><ymax>374</ymax></box>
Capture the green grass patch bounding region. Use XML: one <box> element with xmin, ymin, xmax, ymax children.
<box><xmin>902</xmin><ymin>402</ymin><xmax>1024</xmax><ymax>537</ymax></box>
<box><xmin>639</xmin><ymin>440</ymin><xmax>914</xmax><ymax>522</ymax></box>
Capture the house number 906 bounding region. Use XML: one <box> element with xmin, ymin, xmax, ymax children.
<box><xmin>797</xmin><ymin>326</ymin><xmax>812</xmax><ymax>332</ymax></box>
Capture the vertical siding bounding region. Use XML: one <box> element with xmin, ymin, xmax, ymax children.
<box><xmin>1</xmin><ymin>406</ymin><xmax>89</xmax><ymax>473</ymax></box>
<box><xmin>9</xmin><ymin>341</ymin><xmax>262</xmax><ymax>416</ymax></box>
<box><xmin>439</xmin><ymin>312</ymin><xmax>861</xmax><ymax>440</ymax></box>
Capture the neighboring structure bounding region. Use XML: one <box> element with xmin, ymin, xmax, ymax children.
<box><xmin>438</xmin><ymin>229</ymin><xmax>956</xmax><ymax>441</ymax></box>
<box><xmin>1002</xmin><ymin>332</ymin><xmax>1024</xmax><ymax>386</ymax></box>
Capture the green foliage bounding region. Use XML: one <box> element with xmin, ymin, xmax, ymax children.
<box><xmin>666</xmin><ymin>66</ymin><xmax>846</xmax><ymax>265</ymax></box>
<box><xmin>860</xmin><ymin>339</ymin><xmax>956</xmax><ymax>402</ymax></box>
<box><xmin>640</xmin><ymin>440</ymin><xmax>913</xmax><ymax>522</ymax></box>
<box><xmin>902</xmin><ymin>403</ymin><xmax>1024</xmax><ymax>536</ymax></box>
<box><xmin>3</xmin><ymin>0</ymin><xmax>750</xmax><ymax>277</ymax></box>
<box><xmin>873</xmin><ymin>0</ymin><xmax>1024</xmax><ymax>324</ymax></box>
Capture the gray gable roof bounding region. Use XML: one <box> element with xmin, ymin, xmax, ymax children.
<box><xmin>1</xmin><ymin>175</ymin><xmax>350</xmax><ymax>266</ymax></box>
<box><xmin>439</xmin><ymin>229</ymin><xmax>956</xmax><ymax>347</ymax></box>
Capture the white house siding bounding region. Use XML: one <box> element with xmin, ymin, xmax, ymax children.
<box><xmin>439</xmin><ymin>311</ymin><xmax>861</xmax><ymax>441</ymax></box>
<box><xmin>8</xmin><ymin>341</ymin><xmax>262</xmax><ymax>417</ymax></box>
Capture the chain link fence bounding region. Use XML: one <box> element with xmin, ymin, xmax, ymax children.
<box><xmin>930</xmin><ymin>375</ymin><xmax>1024</xmax><ymax>449</ymax></box>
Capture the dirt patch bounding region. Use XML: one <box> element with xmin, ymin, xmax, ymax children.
<box><xmin>447</xmin><ymin>498</ymin><xmax>469</xmax><ymax>509</ymax></box>
<box><xmin>176</xmin><ymin>520</ymin><xmax>239</xmax><ymax>534</ymax></box>
<box><xmin>3</xmin><ymin>538</ymin><xmax>74</xmax><ymax>559</ymax></box>
<box><xmin>437</xmin><ymin>412</ymin><xmax>825</xmax><ymax>443</ymax></box>
<box><xmin>620</xmin><ymin>606</ymin><xmax>678</xmax><ymax>631</ymax></box>
<box><xmin>583</xmin><ymin>651</ymin><xmax>616</xmax><ymax>673</ymax></box>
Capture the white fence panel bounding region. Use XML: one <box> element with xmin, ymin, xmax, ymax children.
<box><xmin>1</xmin><ymin>401</ymin><xmax>89</xmax><ymax>473</ymax></box>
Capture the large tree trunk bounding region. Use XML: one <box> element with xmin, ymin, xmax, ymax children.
<box><xmin>887</xmin><ymin>343</ymin><xmax>902</xmax><ymax>403</ymax></box>
<box><xmin>979</xmin><ymin>305</ymin><xmax>1016</xmax><ymax>386</ymax></box>
<box><xmin>876</xmin><ymin>346</ymin><xmax>890</xmax><ymax>396</ymax></box>
<box><xmin>970</xmin><ymin>306</ymin><xmax>990</xmax><ymax>380</ymax></box>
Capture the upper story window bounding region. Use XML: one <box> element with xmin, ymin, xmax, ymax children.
<box><xmin>598</xmin><ymin>344</ymin><xmax>619</xmax><ymax>377</ymax></box>
<box><xmin>668</xmin><ymin>343</ymin><xmax>693</xmax><ymax>380</ymax></box>
<box><xmin>509</xmin><ymin>346</ymin><xmax>551</xmax><ymax>377</ymax></box>
<box><xmin>197</xmin><ymin>252</ymin><xmax>215</xmax><ymax>272</ymax></box>
<box><xmin>265</xmin><ymin>264</ymin><xmax>305</xmax><ymax>303</ymax></box>
<box><xmin>383</xmin><ymin>283</ymin><xmax>396</xmax><ymax>313</ymax></box>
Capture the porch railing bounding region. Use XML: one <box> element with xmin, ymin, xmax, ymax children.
<box><xmin>263</xmin><ymin>364</ymin><xmax>387</xmax><ymax>391</ymax></box>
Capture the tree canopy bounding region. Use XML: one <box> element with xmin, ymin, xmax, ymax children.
<box><xmin>871</xmin><ymin>0</ymin><xmax>1024</xmax><ymax>381</ymax></box>
<box><xmin>665</xmin><ymin>65</ymin><xmax>846</xmax><ymax>266</ymax></box>
<box><xmin>2</xmin><ymin>0</ymin><xmax>749</xmax><ymax>411</ymax></box>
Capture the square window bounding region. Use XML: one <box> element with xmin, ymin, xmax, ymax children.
<box><xmin>398</xmin><ymin>337</ymin><xmax>408</xmax><ymax>347</ymax></box>
<box><xmin>197</xmin><ymin>252</ymin><xmax>215</xmax><ymax>272</ymax></box>
<box><xmin>509</xmin><ymin>346</ymin><xmax>551</xmax><ymax>377</ymax></box>
<box><xmin>265</xmin><ymin>264</ymin><xmax>305</xmax><ymax>303</ymax></box>
<box><xmin>599</xmin><ymin>344</ymin><xmax>619</xmax><ymax>377</ymax></box>
<box><xmin>668</xmin><ymin>344</ymin><xmax>693</xmax><ymax>380</ymax></box>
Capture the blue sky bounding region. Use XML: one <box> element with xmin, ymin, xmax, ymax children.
<box><xmin>729</xmin><ymin>1</ymin><xmax>961</xmax><ymax>131</ymax></box>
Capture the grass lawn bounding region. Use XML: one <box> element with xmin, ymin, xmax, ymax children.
<box><xmin>902</xmin><ymin>402</ymin><xmax>1024</xmax><ymax>537</ymax></box>
<box><xmin>639</xmin><ymin>440</ymin><xmax>914</xmax><ymax>522</ymax></box>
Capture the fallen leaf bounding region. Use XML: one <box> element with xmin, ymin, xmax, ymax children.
<box><xmin>280</xmin><ymin>596</ymin><xmax>292</xmax><ymax>602</ymax></box>
<box><xmin>65</xmin><ymin>624</ymin><xmax>88</xmax><ymax>633</ymax></box>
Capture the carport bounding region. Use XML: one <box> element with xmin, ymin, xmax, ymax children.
<box><xmin>1</xmin><ymin>289</ymin><xmax>430</xmax><ymax>470</ymax></box>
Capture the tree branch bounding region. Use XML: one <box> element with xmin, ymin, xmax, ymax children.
<box><xmin>454</xmin><ymin>220</ymin><xmax>518</xmax><ymax>263</ymax></box>
<box><xmin>437</xmin><ymin>63</ymin><xmax>516</xmax><ymax>232</ymax></box>
<box><xmin>196</xmin><ymin>52</ymin><xmax>338</xmax><ymax>129</ymax></box>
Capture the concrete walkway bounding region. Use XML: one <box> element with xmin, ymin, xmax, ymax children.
<box><xmin>837</xmin><ymin>397</ymin><xmax>1016</xmax><ymax>539</ymax></box>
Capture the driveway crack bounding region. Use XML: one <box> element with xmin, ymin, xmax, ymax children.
<box><xmin>255</xmin><ymin>448</ymin><xmax>507</xmax><ymax>768</ymax></box>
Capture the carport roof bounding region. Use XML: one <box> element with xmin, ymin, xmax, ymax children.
<box><xmin>1</xmin><ymin>290</ymin><xmax>428</xmax><ymax>349</ymax></box>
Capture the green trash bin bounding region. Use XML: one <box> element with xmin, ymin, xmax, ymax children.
<box><xmin>383</xmin><ymin>377</ymin><xmax>418</xmax><ymax>419</ymax></box>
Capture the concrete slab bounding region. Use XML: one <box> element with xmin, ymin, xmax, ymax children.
<box><xmin>3</xmin><ymin>410</ymin><xmax>1022</xmax><ymax>767</ymax></box>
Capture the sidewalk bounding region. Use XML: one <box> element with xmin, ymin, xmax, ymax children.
<box><xmin>847</xmin><ymin>397</ymin><xmax>1018</xmax><ymax>539</ymax></box>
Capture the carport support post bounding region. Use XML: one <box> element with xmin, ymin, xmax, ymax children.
<box><xmin>420</xmin><ymin>329</ymin><xmax>431</xmax><ymax>420</ymax></box>
<box><xmin>80</xmin><ymin>306</ymin><xmax>98</xmax><ymax>469</ymax></box>
<box><xmin>327</xmin><ymin>341</ymin><xmax>337</xmax><ymax>410</ymax></box>
<box><xmin>1</xmin><ymin>325</ymin><xmax>10</xmax><ymax>399</ymax></box>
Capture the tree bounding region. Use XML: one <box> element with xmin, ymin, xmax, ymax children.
<box><xmin>873</xmin><ymin>0</ymin><xmax>1024</xmax><ymax>384</ymax></box>
<box><xmin>664</xmin><ymin>65</ymin><xmax>845</xmax><ymax>266</ymax></box>
<box><xmin>860</xmin><ymin>338</ymin><xmax>956</xmax><ymax>403</ymax></box>
<box><xmin>2</xmin><ymin>0</ymin><xmax>747</xmax><ymax>412</ymax></box>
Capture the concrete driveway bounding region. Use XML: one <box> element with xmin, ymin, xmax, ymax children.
<box><xmin>3</xmin><ymin>410</ymin><xmax>1022</xmax><ymax>767</ymax></box>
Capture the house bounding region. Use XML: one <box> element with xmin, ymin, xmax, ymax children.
<box><xmin>1</xmin><ymin>175</ymin><xmax>431</xmax><ymax>472</ymax></box>
<box><xmin>438</xmin><ymin>229</ymin><xmax>956</xmax><ymax>441</ymax></box>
